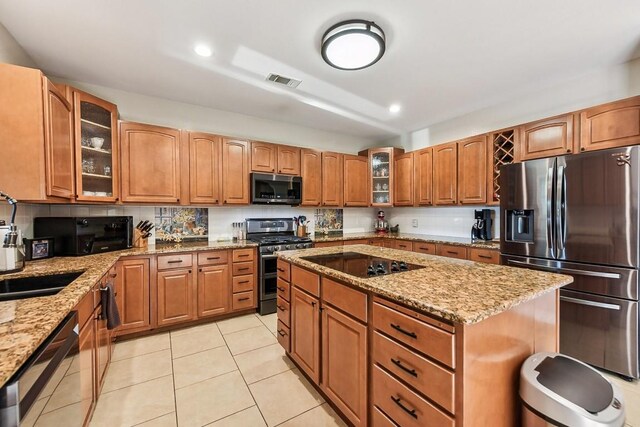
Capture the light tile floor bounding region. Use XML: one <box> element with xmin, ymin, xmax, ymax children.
<box><xmin>600</xmin><ymin>371</ymin><xmax>640</xmax><ymax>427</ymax></box>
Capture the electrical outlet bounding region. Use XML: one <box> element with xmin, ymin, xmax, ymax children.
<box><xmin>412</xmin><ymin>219</ymin><xmax>418</xmax><ymax>228</ymax></box>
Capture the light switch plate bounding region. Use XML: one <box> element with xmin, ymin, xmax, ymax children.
<box><xmin>412</xmin><ymin>219</ymin><xmax>418</xmax><ymax>228</ymax></box>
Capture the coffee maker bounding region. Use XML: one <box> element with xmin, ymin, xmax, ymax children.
<box><xmin>471</xmin><ymin>209</ymin><xmax>493</xmax><ymax>241</ymax></box>
<box><xmin>0</xmin><ymin>191</ymin><xmax>25</xmax><ymax>273</ymax></box>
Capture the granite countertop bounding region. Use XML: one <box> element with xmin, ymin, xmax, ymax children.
<box><xmin>277</xmin><ymin>245</ymin><xmax>572</xmax><ymax>325</ymax></box>
<box><xmin>0</xmin><ymin>240</ymin><xmax>256</xmax><ymax>388</ymax></box>
<box><xmin>311</xmin><ymin>232</ymin><xmax>500</xmax><ymax>250</ymax></box>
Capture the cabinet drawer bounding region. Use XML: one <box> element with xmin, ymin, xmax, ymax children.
<box><xmin>436</xmin><ymin>244</ymin><xmax>467</xmax><ymax>260</ymax></box>
<box><xmin>314</xmin><ymin>241</ymin><xmax>343</xmax><ymax>248</ymax></box>
<box><xmin>322</xmin><ymin>277</ymin><xmax>367</xmax><ymax>323</ymax></box>
<box><xmin>372</xmin><ymin>365</ymin><xmax>454</xmax><ymax>427</ymax></box>
<box><xmin>291</xmin><ymin>265</ymin><xmax>320</xmax><ymax>297</ymax></box>
<box><xmin>232</xmin><ymin>248</ymin><xmax>255</xmax><ymax>263</ymax></box>
<box><xmin>373</xmin><ymin>332</ymin><xmax>455</xmax><ymax>413</ymax></box>
<box><xmin>277</xmin><ymin>319</ymin><xmax>290</xmax><ymax>353</ymax></box>
<box><xmin>412</xmin><ymin>242</ymin><xmax>436</xmax><ymax>254</ymax></box>
<box><xmin>232</xmin><ymin>275</ymin><xmax>254</xmax><ymax>293</ymax></box>
<box><xmin>394</xmin><ymin>240</ymin><xmax>412</xmax><ymax>251</ymax></box>
<box><xmin>232</xmin><ymin>261</ymin><xmax>254</xmax><ymax>276</ymax></box>
<box><xmin>232</xmin><ymin>291</ymin><xmax>254</xmax><ymax>310</ymax></box>
<box><xmin>277</xmin><ymin>278</ymin><xmax>290</xmax><ymax>301</ymax></box>
<box><xmin>197</xmin><ymin>250</ymin><xmax>228</xmax><ymax>266</ymax></box>
<box><xmin>157</xmin><ymin>253</ymin><xmax>193</xmax><ymax>270</ymax></box>
<box><xmin>276</xmin><ymin>295</ymin><xmax>290</xmax><ymax>327</ymax></box>
<box><xmin>343</xmin><ymin>239</ymin><xmax>369</xmax><ymax>245</ymax></box>
<box><xmin>372</xmin><ymin>406</ymin><xmax>398</xmax><ymax>427</ymax></box>
<box><xmin>468</xmin><ymin>248</ymin><xmax>499</xmax><ymax>264</ymax></box>
<box><xmin>373</xmin><ymin>302</ymin><xmax>455</xmax><ymax>368</ymax></box>
<box><xmin>277</xmin><ymin>259</ymin><xmax>291</xmax><ymax>282</ymax></box>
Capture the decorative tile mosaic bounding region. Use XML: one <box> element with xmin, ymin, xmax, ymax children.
<box><xmin>314</xmin><ymin>209</ymin><xmax>343</xmax><ymax>234</ymax></box>
<box><xmin>155</xmin><ymin>208</ymin><xmax>208</xmax><ymax>242</ymax></box>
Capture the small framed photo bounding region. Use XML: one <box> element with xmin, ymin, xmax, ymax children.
<box><xmin>23</xmin><ymin>237</ymin><xmax>54</xmax><ymax>261</ymax></box>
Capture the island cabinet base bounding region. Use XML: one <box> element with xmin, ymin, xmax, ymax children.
<box><xmin>276</xmin><ymin>260</ymin><xmax>559</xmax><ymax>427</ymax></box>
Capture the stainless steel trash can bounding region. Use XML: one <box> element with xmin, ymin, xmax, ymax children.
<box><xmin>520</xmin><ymin>352</ymin><xmax>625</xmax><ymax>426</ymax></box>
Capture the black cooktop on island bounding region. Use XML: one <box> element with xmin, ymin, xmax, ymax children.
<box><xmin>300</xmin><ymin>252</ymin><xmax>425</xmax><ymax>278</ymax></box>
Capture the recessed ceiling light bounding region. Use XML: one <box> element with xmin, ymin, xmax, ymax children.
<box><xmin>194</xmin><ymin>44</ymin><xmax>212</xmax><ymax>57</ymax></box>
<box><xmin>389</xmin><ymin>104</ymin><xmax>401</xmax><ymax>113</ymax></box>
<box><xmin>321</xmin><ymin>20</ymin><xmax>385</xmax><ymax>70</ymax></box>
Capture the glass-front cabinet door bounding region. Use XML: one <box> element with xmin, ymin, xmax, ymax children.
<box><xmin>74</xmin><ymin>90</ymin><xmax>118</xmax><ymax>202</ymax></box>
<box><xmin>367</xmin><ymin>148</ymin><xmax>402</xmax><ymax>207</ymax></box>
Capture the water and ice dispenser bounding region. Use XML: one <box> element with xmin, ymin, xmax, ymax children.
<box><xmin>506</xmin><ymin>210</ymin><xmax>534</xmax><ymax>242</ymax></box>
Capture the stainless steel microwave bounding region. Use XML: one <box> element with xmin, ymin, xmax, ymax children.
<box><xmin>251</xmin><ymin>173</ymin><xmax>302</xmax><ymax>205</ymax></box>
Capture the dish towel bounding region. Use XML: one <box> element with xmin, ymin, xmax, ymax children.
<box><xmin>101</xmin><ymin>281</ymin><xmax>122</xmax><ymax>330</ymax></box>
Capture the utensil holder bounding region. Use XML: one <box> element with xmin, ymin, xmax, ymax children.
<box><xmin>133</xmin><ymin>229</ymin><xmax>148</xmax><ymax>249</ymax></box>
<box><xmin>296</xmin><ymin>225</ymin><xmax>307</xmax><ymax>237</ymax></box>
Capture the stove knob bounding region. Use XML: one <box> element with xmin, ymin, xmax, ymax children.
<box><xmin>399</xmin><ymin>261</ymin><xmax>408</xmax><ymax>270</ymax></box>
<box><xmin>296</xmin><ymin>243</ymin><xmax>304</xmax><ymax>249</ymax></box>
<box><xmin>376</xmin><ymin>263</ymin><xmax>387</xmax><ymax>274</ymax></box>
<box><xmin>285</xmin><ymin>244</ymin><xmax>291</xmax><ymax>250</ymax></box>
<box><xmin>367</xmin><ymin>266</ymin><xmax>377</xmax><ymax>276</ymax></box>
<box><xmin>391</xmin><ymin>261</ymin><xmax>400</xmax><ymax>272</ymax></box>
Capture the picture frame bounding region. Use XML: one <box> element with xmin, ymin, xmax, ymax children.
<box><xmin>23</xmin><ymin>237</ymin><xmax>54</xmax><ymax>261</ymax></box>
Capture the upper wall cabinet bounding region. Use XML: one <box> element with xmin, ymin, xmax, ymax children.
<box><xmin>120</xmin><ymin>121</ymin><xmax>181</xmax><ymax>203</ymax></box>
<box><xmin>458</xmin><ymin>135</ymin><xmax>487</xmax><ymax>204</ymax></box>
<box><xmin>360</xmin><ymin>148</ymin><xmax>403</xmax><ymax>207</ymax></box>
<box><xmin>188</xmin><ymin>132</ymin><xmax>221</xmax><ymax>205</ymax></box>
<box><xmin>251</xmin><ymin>141</ymin><xmax>276</xmax><ymax>173</ymax></box>
<box><xmin>322</xmin><ymin>152</ymin><xmax>343</xmax><ymax>207</ymax></box>
<box><xmin>518</xmin><ymin>113</ymin><xmax>576</xmax><ymax>161</ymax></box>
<box><xmin>301</xmin><ymin>148</ymin><xmax>322</xmax><ymax>206</ymax></box>
<box><xmin>222</xmin><ymin>138</ymin><xmax>250</xmax><ymax>204</ymax></box>
<box><xmin>343</xmin><ymin>155</ymin><xmax>369</xmax><ymax>207</ymax></box>
<box><xmin>393</xmin><ymin>152</ymin><xmax>414</xmax><ymax>206</ymax></box>
<box><xmin>0</xmin><ymin>64</ymin><xmax>74</xmax><ymax>202</ymax></box>
<box><xmin>487</xmin><ymin>128</ymin><xmax>518</xmax><ymax>206</ymax></box>
<box><xmin>277</xmin><ymin>145</ymin><xmax>301</xmax><ymax>175</ymax></box>
<box><xmin>579</xmin><ymin>97</ymin><xmax>640</xmax><ymax>152</ymax></box>
<box><xmin>414</xmin><ymin>147</ymin><xmax>433</xmax><ymax>206</ymax></box>
<box><xmin>73</xmin><ymin>89</ymin><xmax>119</xmax><ymax>203</ymax></box>
<box><xmin>433</xmin><ymin>142</ymin><xmax>458</xmax><ymax>205</ymax></box>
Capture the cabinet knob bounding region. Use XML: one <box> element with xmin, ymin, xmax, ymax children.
<box><xmin>199</xmin><ymin>268</ymin><xmax>202</xmax><ymax>272</ymax></box>
<box><xmin>272</xmin><ymin>168</ymin><xmax>275</xmax><ymax>172</ymax></box>
<box><xmin>188</xmin><ymin>269</ymin><xmax>192</xmax><ymax>273</ymax></box>
<box><xmin>115</xmin><ymin>197</ymin><xmax>119</xmax><ymax>201</ymax></box>
<box><xmin>214</xmin><ymin>199</ymin><xmax>218</xmax><ymax>203</ymax></box>
<box><xmin>566</xmin><ymin>149</ymin><xmax>571</xmax><ymax>153</ymax></box>
<box><xmin>581</xmin><ymin>147</ymin><xmax>586</xmax><ymax>151</ymax></box>
<box><xmin>177</xmin><ymin>198</ymin><xmax>180</xmax><ymax>202</ymax></box>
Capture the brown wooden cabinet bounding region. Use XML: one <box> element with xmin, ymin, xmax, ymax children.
<box><xmin>458</xmin><ymin>135</ymin><xmax>487</xmax><ymax>204</ymax></box>
<box><xmin>433</xmin><ymin>142</ymin><xmax>458</xmax><ymax>205</ymax></box>
<box><xmin>157</xmin><ymin>268</ymin><xmax>196</xmax><ymax>327</ymax></box>
<box><xmin>95</xmin><ymin>302</ymin><xmax>111</xmax><ymax>391</ymax></box>
<box><xmin>120</xmin><ymin>121</ymin><xmax>181</xmax><ymax>203</ymax></box>
<box><xmin>222</xmin><ymin>138</ymin><xmax>250</xmax><ymax>204</ymax></box>
<box><xmin>343</xmin><ymin>154</ymin><xmax>369</xmax><ymax>207</ymax></box>
<box><xmin>394</xmin><ymin>152</ymin><xmax>414</xmax><ymax>206</ymax></box>
<box><xmin>78</xmin><ymin>316</ymin><xmax>96</xmax><ymax>426</ymax></box>
<box><xmin>487</xmin><ymin>128</ymin><xmax>518</xmax><ymax>206</ymax></box>
<box><xmin>251</xmin><ymin>141</ymin><xmax>277</xmax><ymax>173</ymax></box>
<box><xmin>579</xmin><ymin>97</ymin><xmax>640</xmax><ymax>152</ymax></box>
<box><xmin>198</xmin><ymin>264</ymin><xmax>230</xmax><ymax>317</ymax></box>
<box><xmin>322</xmin><ymin>152</ymin><xmax>343</xmax><ymax>206</ymax></box>
<box><xmin>360</xmin><ymin>147</ymin><xmax>404</xmax><ymax>207</ymax></box>
<box><xmin>414</xmin><ymin>147</ymin><xmax>433</xmax><ymax>206</ymax></box>
<box><xmin>301</xmin><ymin>148</ymin><xmax>322</xmax><ymax>206</ymax></box>
<box><xmin>518</xmin><ymin>113</ymin><xmax>576</xmax><ymax>160</ymax></box>
<box><xmin>277</xmin><ymin>145</ymin><xmax>301</xmax><ymax>175</ymax></box>
<box><xmin>115</xmin><ymin>258</ymin><xmax>150</xmax><ymax>333</ymax></box>
<box><xmin>188</xmin><ymin>132</ymin><xmax>221</xmax><ymax>204</ymax></box>
<box><xmin>290</xmin><ymin>286</ymin><xmax>321</xmax><ymax>383</ymax></box>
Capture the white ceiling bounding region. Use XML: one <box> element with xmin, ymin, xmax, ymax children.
<box><xmin>2</xmin><ymin>0</ymin><xmax>640</xmax><ymax>141</ymax></box>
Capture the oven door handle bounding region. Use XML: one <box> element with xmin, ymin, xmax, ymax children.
<box><xmin>261</xmin><ymin>254</ymin><xmax>278</xmax><ymax>260</ymax></box>
<box><xmin>560</xmin><ymin>296</ymin><xmax>621</xmax><ymax>311</ymax></box>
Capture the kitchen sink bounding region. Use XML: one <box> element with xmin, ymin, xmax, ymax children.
<box><xmin>0</xmin><ymin>271</ymin><xmax>85</xmax><ymax>301</ymax></box>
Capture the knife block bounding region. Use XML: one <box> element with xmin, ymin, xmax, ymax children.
<box><xmin>133</xmin><ymin>229</ymin><xmax>148</xmax><ymax>249</ymax></box>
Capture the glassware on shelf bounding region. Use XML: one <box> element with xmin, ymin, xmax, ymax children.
<box><xmin>103</xmin><ymin>165</ymin><xmax>111</xmax><ymax>177</ymax></box>
<box><xmin>375</xmin><ymin>183</ymin><xmax>381</xmax><ymax>191</ymax></box>
<box><xmin>82</xmin><ymin>158</ymin><xmax>96</xmax><ymax>174</ymax></box>
<box><xmin>382</xmin><ymin>183</ymin><xmax>388</xmax><ymax>191</ymax></box>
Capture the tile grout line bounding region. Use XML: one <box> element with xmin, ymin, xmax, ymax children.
<box><xmin>169</xmin><ymin>327</ymin><xmax>180</xmax><ymax>427</ymax></box>
<box><xmin>98</xmin><ymin>373</ymin><xmax>174</xmax><ymax>396</ymax></box>
<box><xmin>171</xmin><ymin>342</ymin><xmax>228</xmax><ymax>361</ymax></box>
<box><xmin>130</xmin><ymin>411</ymin><xmax>175</xmax><ymax>427</ymax></box>
<box><xmin>272</xmin><ymin>402</ymin><xmax>325</xmax><ymax>427</ymax></box>
<box><xmin>173</xmin><ymin>368</ymin><xmax>239</xmax><ymax>391</ymax></box>
<box><xmin>201</xmin><ymin>405</ymin><xmax>260</xmax><ymax>426</ymax></box>
<box><xmin>111</xmin><ymin>345</ymin><xmax>172</xmax><ymax>363</ymax></box>
<box><xmin>230</xmin><ymin>341</ymin><xmax>280</xmax><ymax>357</ymax></box>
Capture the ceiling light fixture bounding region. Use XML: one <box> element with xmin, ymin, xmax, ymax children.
<box><xmin>389</xmin><ymin>103</ymin><xmax>401</xmax><ymax>113</ymax></box>
<box><xmin>194</xmin><ymin>44</ymin><xmax>212</xmax><ymax>57</ymax></box>
<box><xmin>321</xmin><ymin>20</ymin><xmax>385</xmax><ymax>70</ymax></box>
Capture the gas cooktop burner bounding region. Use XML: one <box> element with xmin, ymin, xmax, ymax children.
<box><xmin>301</xmin><ymin>252</ymin><xmax>425</xmax><ymax>278</ymax></box>
<box><xmin>249</xmin><ymin>235</ymin><xmax>312</xmax><ymax>245</ymax></box>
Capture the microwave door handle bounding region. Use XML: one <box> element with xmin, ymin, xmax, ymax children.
<box><xmin>547</xmin><ymin>162</ymin><xmax>555</xmax><ymax>257</ymax></box>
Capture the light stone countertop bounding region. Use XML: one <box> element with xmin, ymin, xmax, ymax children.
<box><xmin>310</xmin><ymin>232</ymin><xmax>500</xmax><ymax>250</ymax></box>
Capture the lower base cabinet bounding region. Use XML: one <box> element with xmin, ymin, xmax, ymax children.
<box><xmin>290</xmin><ymin>286</ymin><xmax>321</xmax><ymax>383</ymax></box>
<box><xmin>78</xmin><ymin>317</ymin><xmax>96</xmax><ymax>426</ymax></box>
<box><xmin>198</xmin><ymin>264</ymin><xmax>230</xmax><ymax>317</ymax></box>
<box><xmin>115</xmin><ymin>258</ymin><xmax>151</xmax><ymax>333</ymax></box>
<box><xmin>157</xmin><ymin>268</ymin><xmax>196</xmax><ymax>326</ymax></box>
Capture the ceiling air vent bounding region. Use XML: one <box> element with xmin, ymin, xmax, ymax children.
<box><xmin>266</xmin><ymin>73</ymin><xmax>301</xmax><ymax>88</ymax></box>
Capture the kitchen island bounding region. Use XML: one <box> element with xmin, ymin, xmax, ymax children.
<box><xmin>275</xmin><ymin>244</ymin><xmax>572</xmax><ymax>427</ymax></box>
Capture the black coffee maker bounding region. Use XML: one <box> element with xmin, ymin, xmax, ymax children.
<box><xmin>471</xmin><ymin>209</ymin><xmax>493</xmax><ymax>241</ymax></box>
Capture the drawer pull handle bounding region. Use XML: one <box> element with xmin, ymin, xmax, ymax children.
<box><xmin>446</xmin><ymin>251</ymin><xmax>458</xmax><ymax>255</ymax></box>
<box><xmin>391</xmin><ymin>358</ymin><xmax>418</xmax><ymax>377</ymax></box>
<box><xmin>167</xmin><ymin>260</ymin><xmax>183</xmax><ymax>264</ymax></box>
<box><xmin>277</xmin><ymin>305</ymin><xmax>286</xmax><ymax>311</ymax></box>
<box><xmin>207</xmin><ymin>256</ymin><xmax>220</xmax><ymax>260</ymax></box>
<box><xmin>238</xmin><ymin>297</ymin><xmax>250</xmax><ymax>302</ymax></box>
<box><xmin>278</xmin><ymin>329</ymin><xmax>287</xmax><ymax>337</ymax></box>
<box><xmin>277</xmin><ymin>268</ymin><xmax>285</xmax><ymax>272</ymax></box>
<box><xmin>238</xmin><ymin>267</ymin><xmax>250</xmax><ymax>271</ymax></box>
<box><xmin>239</xmin><ymin>280</ymin><xmax>250</xmax><ymax>284</ymax></box>
<box><xmin>477</xmin><ymin>254</ymin><xmax>492</xmax><ymax>259</ymax></box>
<box><xmin>238</xmin><ymin>254</ymin><xmax>250</xmax><ymax>257</ymax></box>
<box><xmin>390</xmin><ymin>323</ymin><xmax>417</xmax><ymax>339</ymax></box>
<box><xmin>277</xmin><ymin>286</ymin><xmax>285</xmax><ymax>292</ymax></box>
<box><xmin>391</xmin><ymin>396</ymin><xmax>418</xmax><ymax>419</ymax></box>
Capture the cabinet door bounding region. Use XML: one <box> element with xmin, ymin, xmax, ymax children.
<box><xmin>189</xmin><ymin>132</ymin><xmax>221</xmax><ymax>204</ymax></box>
<box><xmin>251</xmin><ymin>141</ymin><xmax>277</xmax><ymax>173</ymax></box>
<box><xmin>518</xmin><ymin>114</ymin><xmax>576</xmax><ymax>160</ymax></box>
<box><xmin>458</xmin><ymin>135</ymin><xmax>487</xmax><ymax>204</ymax></box>
<box><xmin>157</xmin><ymin>268</ymin><xmax>195</xmax><ymax>327</ymax></box>
<box><xmin>414</xmin><ymin>147</ymin><xmax>433</xmax><ymax>206</ymax></box>
<box><xmin>78</xmin><ymin>319</ymin><xmax>96</xmax><ymax>426</ymax></box>
<box><xmin>198</xmin><ymin>264</ymin><xmax>231</xmax><ymax>317</ymax></box>
<box><xmin>277</xmin><ymin>145</ymin><xmax>301</xmax><ymax>175</ymax></box>
<box><xmin>343</xmin><ymin>155</ymin><xmax>369</xmax><ymax>207</ymax></box>
<box><xmin>222</xmin><ymin>138</ymin><xmax>250</xmax><ymax>204</ymax></box>
<box><xmin>120</xmin><ymin>121</ymin><xmax>181</xmax><ymax>203</ymax></box>
<box><xmin>115</xmin><ymin>258</ymin><xmax>150</xmax><ymax>332</ymax></box>
<box><xmin>393</xmin><ymin>152</ymin><xmax>414</xmax><ymax>206</ymax></box>
<box><xmin>322</xmin><ymin>152</ymin><xmax>343</xmax><ymax>206</ymax></box>
<box><xmin>43</xmin><ymin>77</ymin><xmax>74</xmax><ymax>199</ymax></box>
<box><xmin>433</xmin><ymin>142</ymin><xmax>457</xmax><ymax>205</ymax></box>
<box><xmin>580</xmin><ymin>97</ymin><xmax>640</xmax><ymax>152</ymax></box>
<box><xmin>290</xmin><ymin>287</ymin><xmax>321</xmax><ymax>383</ymax></box>
<box><xmin>321</xmin><ymin>306</ymin><xmax>368</xmax><ymax>427</ymax></box>
<box><xmin>301</xmin><ymin>148</ymin><xmax>322</xmax><ymax>206</ymax></box>
<box><xmin>95</xmin><ymin>305</ymin><xmax>110</xmax><ymax>390</ymax></box>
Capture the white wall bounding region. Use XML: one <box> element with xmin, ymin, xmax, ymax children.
<box><xmin>0</xmin><ymin>22</ymin><xmax>35</xmax><ymax>67</ymax></box>
<box><xmin>386</xmin><ymin>206</ymin><xmax>500</xmax><ymax>239</ymax></box>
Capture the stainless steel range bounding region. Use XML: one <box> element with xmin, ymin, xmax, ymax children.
<box><xmin>246</xmin><ymin>218</ymin><xmax>313</xmax><ymax>314</ymax></box>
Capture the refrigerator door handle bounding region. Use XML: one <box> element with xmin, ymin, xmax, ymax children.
<box><xmin>560</xmin><ymin>295</ymin><xmax>621</xmax><ymax>311</ymax></box>
<box><xmin>557</xmin><ymin>164</ymin><xmax>567</xmax><ymax>252</ymax></box>
<box><xmin>506</xmin><ymin>259</ymin><xmax>622</xmax><ymax>279</ymax></box>
<box><xmin>546</xmin><ymin>162</ymin><xmax>555</xmax><ymax>256</ymax></box>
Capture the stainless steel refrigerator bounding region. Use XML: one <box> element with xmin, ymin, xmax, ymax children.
<box><xmin>500</xmin><ymin>145</ymin><xmax>639</xmax><ymax>379</ymax></box>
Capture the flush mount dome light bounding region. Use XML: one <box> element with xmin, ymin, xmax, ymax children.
<box><xmin>321</xmin><ymin>20</ymin><xmax>385</xmax><ymax>70</ymax></box>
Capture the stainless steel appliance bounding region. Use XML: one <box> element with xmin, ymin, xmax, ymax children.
<box><xmin>500</xmin><ymin>146</ymin><xmax>640</xmax><ymax>379</ymax></box>
<box><xmin>471</xmin><ymin>209</ymin><xmax>493</xmax><ymax>241</ymax></box>
<box><xmin>251</xmin><ymin>173</ymin><xmax>302</xmax><ymax>205</ymax></box>
<box><xmin>0</xmin><ymin>191</ymin><xmax>24</xmax><ymax>273</ymax></box>
<box><xmin>246</xmin><ymin>218</ymin><xmax>312</xmax><ymax>314</ymax></box>
<box><xmin>0</xmin><ymin>312</ymin><xmax>79</xmax><ymax>427</ymax></box>
<box><xmin>34</xmin><ymin>216</ymin><xmax>133</xmax><ymax>256</ymax></box>
<box><xmin>301</xmin><ymin>252</ymin><xmax>425</xmax><ymax>278</ymax></box>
